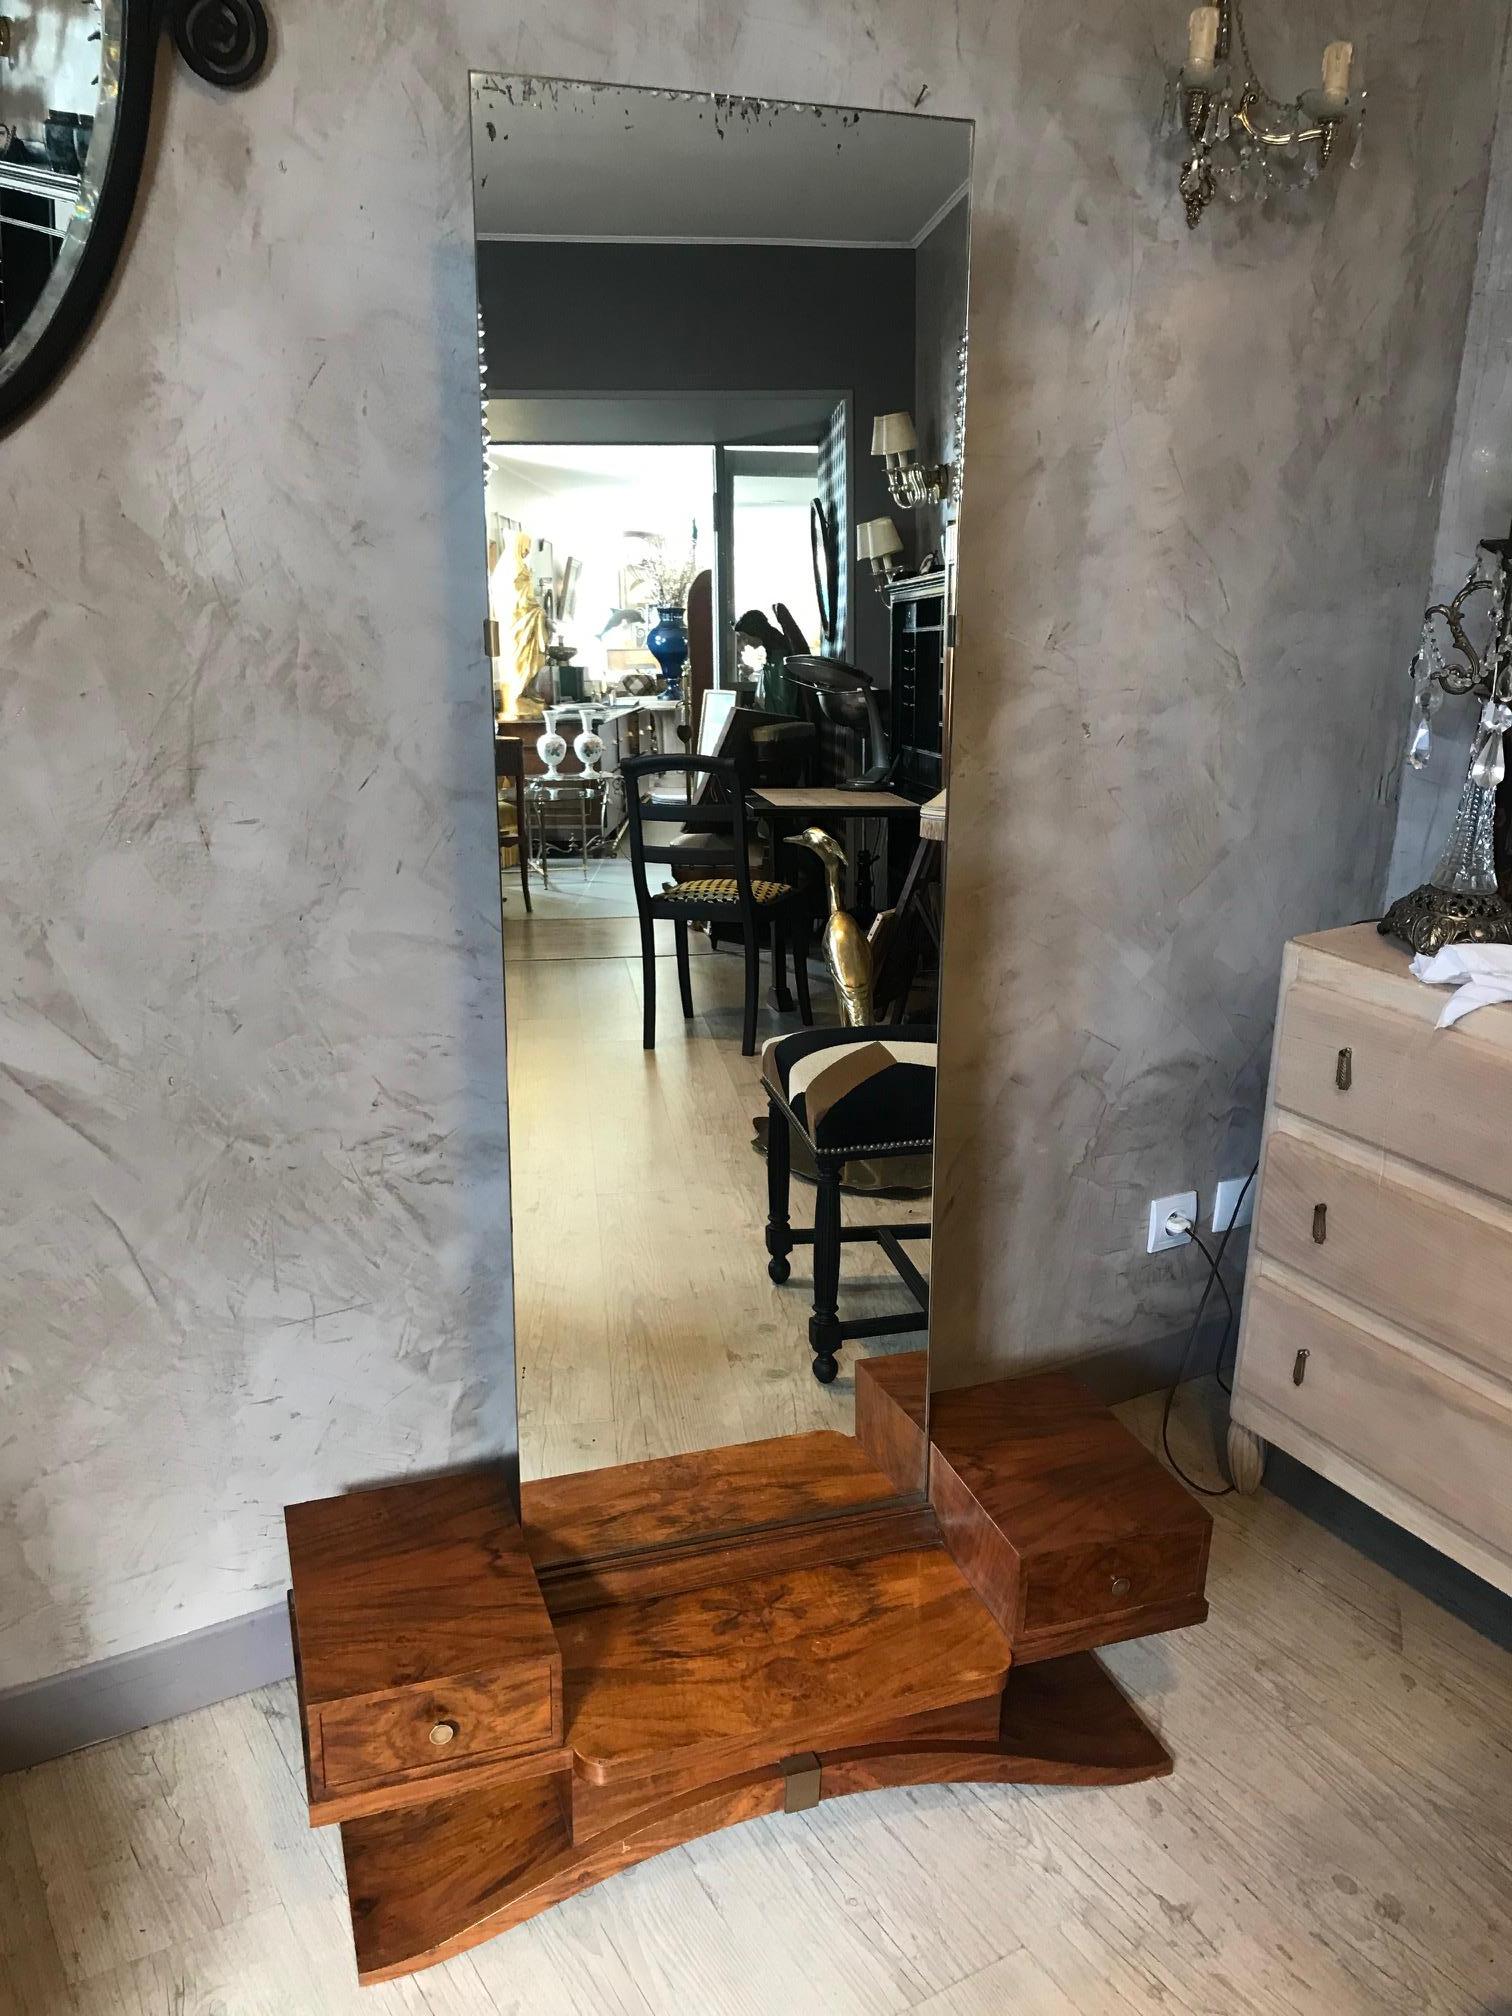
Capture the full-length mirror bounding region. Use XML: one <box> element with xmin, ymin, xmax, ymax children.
<box><xmin>472</xmin><ymin>77</ymin><xmax>972</xmax><ymax>1517</ymax></box>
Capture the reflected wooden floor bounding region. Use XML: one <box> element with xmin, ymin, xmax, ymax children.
<box><xmin>502</xmin><ymin>913</ymin><xmax>931</xmax><ymax>1483</ymax></box>
<box><xmin>7</xmin><ymin>1387</ymin><xmax>1510</xmax><ymax>2015</ymax></box>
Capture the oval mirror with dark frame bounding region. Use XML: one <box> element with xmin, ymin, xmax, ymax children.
<box><xmin>0</xmin><ymin>0</ymin><xmax>270</xmax><ymax>435</ymax></box>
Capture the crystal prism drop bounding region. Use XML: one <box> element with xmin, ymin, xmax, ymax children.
<box><xmin>1470</xmin><ymin>732</ymin><xmax>1506</xmax><ymax>791</ymax></box>
<box><xmin>1470</xmin><ymin>700</ymin><xmax>1512</xmax><ymax>788</ymax></box>
<box><xmin>1407</xmin><ymin>699</ymin><xmax>1433</xmax><ymax>771</ymax></box>
<box><xmin>1158</xmin><ymin>74</ymin><xmax>1178</xmax><ymax>142</ymax></box>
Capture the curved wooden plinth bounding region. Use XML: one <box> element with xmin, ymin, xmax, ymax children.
<box><xmin>343</xmin><ymin>1652</ymin><xmax>1170</xmax><ymax>1985</ymax></box>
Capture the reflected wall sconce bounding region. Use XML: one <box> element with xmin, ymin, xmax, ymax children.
<box><xmin>871</xmin><ymin>411</ymin><xmax>951</xmax><ymax>510</ymax></box>
<box><xmin>857</xmin><ymin>516</ymin><xmax>905</xmax><ymax>588</ymax></box>
<box><xmin>1166</xmin><ymin>1</ymin><xmax>1364</xmax><ymax>230</ymax></box>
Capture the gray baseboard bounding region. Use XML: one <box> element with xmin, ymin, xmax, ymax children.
<box><xmin>0</xmin><ymin>1600</ymin><xmax>294</xmax><ymax>1776</ymax></box>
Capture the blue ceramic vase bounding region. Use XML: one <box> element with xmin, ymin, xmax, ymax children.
<box><xmin>646</xmin><ymin>605</ymin><xmax>689</xmax><ymax>699</ymax></box>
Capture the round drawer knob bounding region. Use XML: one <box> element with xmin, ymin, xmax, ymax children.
<box><xmin>428</xmin><ymin>1720</ymin><xmax>459</xmax><ymax>1747</ymax></box>
<box><xmin>1109</xmin><ymin>1574</ymin><xmax>1132</xmax><ymax>1599</ymax></box>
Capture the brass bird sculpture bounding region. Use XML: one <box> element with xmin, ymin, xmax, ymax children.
<box><xmin>786</xmin><ymin>827</ymin><xmax>875</xmax><ymax>1026</ymax></box>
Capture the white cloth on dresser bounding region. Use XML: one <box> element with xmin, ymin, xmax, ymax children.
<box><xmin>1410</xmin><ymin>944</ymin><xmax>1512</xmax><ymax>1027</ymax></box>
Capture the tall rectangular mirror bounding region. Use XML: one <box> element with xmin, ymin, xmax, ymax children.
<box><xmin>472</xmin><ymin>77</ymin><xmax>972</xmax><ymax>1532</ymax></box>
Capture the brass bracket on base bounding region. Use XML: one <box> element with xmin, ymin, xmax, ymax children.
<box><xmin>1378</xmin><ymin>883</ymin><xmax>1512</xmax><ymax>956</ymax></box>
<box><xmin>779</xmin><ymin>1752</ymin><xmax>822</xmax><ymax>1813</ymax></box>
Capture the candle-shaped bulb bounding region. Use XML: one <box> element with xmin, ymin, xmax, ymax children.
<box><xmin>1186</xmin><ymin>5</ymin><xmax>1220</xmax><ymax>76</ymax></box>
<box><xmin>1320</xmin><ymin>38</ymin><xmax>1353</xmax><ymax>107</ymax></box>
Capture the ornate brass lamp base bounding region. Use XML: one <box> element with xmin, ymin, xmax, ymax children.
<box><xmin>1378</xmin><ymin>883</ymin><xmax>1512</xmax><ymax>956</ymax></box>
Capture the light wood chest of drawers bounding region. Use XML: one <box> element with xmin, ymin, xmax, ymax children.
<box><xmin>1230</xmin><ymin>925</ymin><xmax>1512</xmax><ymax>1595</ymax></box>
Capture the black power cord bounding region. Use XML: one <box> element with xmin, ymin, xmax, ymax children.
<box><xmin>1158</xmin><ymin>1166</ymin><xmax>1258</xmax><ymax>1498</ymax></box>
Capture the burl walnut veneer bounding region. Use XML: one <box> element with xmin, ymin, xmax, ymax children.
<box><xmin>854</xmin><ymin>1354</ymin><xmax>1211</xmax><ymax>1660</ymax></box>
<box><xmin>284</xmin><ymin>1378</ymin><xmax>1210</xmax><ymax>1983</ymax></box>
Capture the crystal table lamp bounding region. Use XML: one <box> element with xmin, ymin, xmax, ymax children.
<box><xmin>1381</xmin><ymin>527</ymin><xmax>1512</xmax><ymax>955</ymax></box>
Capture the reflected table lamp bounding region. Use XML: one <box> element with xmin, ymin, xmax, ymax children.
<box><xmin>857</xmin><ymin>515</ymin><xmax>904</xmax><ymax>588</ymax></box>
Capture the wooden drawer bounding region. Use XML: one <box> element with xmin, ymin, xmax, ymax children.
<box><xmin>1237</xmin><ymin>1264</ymin><xmax>1512</xmax><ymax>1566</ymax></box>
<box><xmin>285</xmin><ymin>1467</ymin><xmax>564</xmax><ymax>1825</ymax></box>
<box><xmin>1256</xmin><ymin>1122</ymin><xmax>1512</xmax><ymax>1383</ymax></box>
<box><xmin>319</xmin><ymin>1662</ymin><xmax>558</xmax><ymax>1791</ymax></box>
<box><xmin>923</xmin><ymin>1373</ymin><xmax>1211</xmax><ymax>1664</ymax></box>
<box><xmin>1273</xmin><ymin>981</ymin><xmax>1512</xmax><ymax>1205</ymax></box>
<box><xmin>1022</xmin><ymin>1532</ymin><xmax>1207</xmax><ymax>1639</ymax></box>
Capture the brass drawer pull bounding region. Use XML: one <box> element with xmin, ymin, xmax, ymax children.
<box><xmin>1312</xmin><ymin>1202</ymin><xmax>1328</xmax><ymax>1244</ymax></box>
<box><xmin>1109</xmin><ymin>1574</ymin><xmax>1132</xmax><ymax>1599</ymax></box>
<box><xmin>428</xmin><ymin>1720</ymin><xmax>459</xmax><ymax>1747</ymax></box>
<box><xmin>1293</xmin><ymin>1348</ymin><xmax>1309</xmax><ymax>1386</ymax></box>
<box><xmin>1335</xmin><ymin>1046</ymin><xmax>1352</xmax><ymax>1091</ymax></box>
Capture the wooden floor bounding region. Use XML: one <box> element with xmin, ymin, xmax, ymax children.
<box><xmin>503</xmin><ymin>909</ymin><xmax>930</xmax><ymax>1483</ymax></box>
<box><xmin>5</xmin><ymin>1388</ymin><xmax>1509</xmax><ymax>2016</ymax></box>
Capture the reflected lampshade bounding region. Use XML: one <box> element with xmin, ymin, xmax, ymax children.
<box><xmin>871</xmin><ymin>411</ymin><xmax>919</xmax><ymax>460</ymax></box>
<box><xmin>856</xmin><ymin>516</ymin><xmax>904</xmax><ymax>569</ymax></box>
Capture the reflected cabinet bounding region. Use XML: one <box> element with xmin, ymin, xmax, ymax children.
<box><xmin>281</xmin><ymin>75</ymin><xmax>1213</xmax><ymax>1984</ymax></box>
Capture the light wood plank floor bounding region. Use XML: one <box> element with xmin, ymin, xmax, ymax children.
<box><xmin>5</xmin><ymin>1388</ymin><xmax>1509</xmax><ymax>2016</ymax></box>
<box><xmin>503</xmin><ymin>920</ymin><xmax>931</xmax><ymax>1484</ymax></box>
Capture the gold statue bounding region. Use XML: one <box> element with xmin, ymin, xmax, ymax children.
<box><xmin>505</xmin><ymin>530</ymin><xmax>550</xmax><ymax>719</ymax></box>
<box><xmin>786</xmin><ymin>826</ymin><xmax>874</xmax><ymax>1026</ymax></box>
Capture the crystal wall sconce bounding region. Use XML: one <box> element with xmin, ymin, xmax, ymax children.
<box><xmin>1166</xmin><ymin>1</ymin><xmax>1364</xmax><ymax>230</ymax></box>
<box><xmin>872</xmin><ymin>412</ymin><xmax>951</xmax><ymax>510</ymax></box>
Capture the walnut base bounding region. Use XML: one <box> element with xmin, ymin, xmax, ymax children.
<box><xmin>284</xmin><ymin>1370</ymin><xmax>1210</xmax><ymax>1987</ymax></box>
<box><xmin>342</xmin><ymin>1654</ymin><xmax>1170</xmax><ymax>1984</ymax></box>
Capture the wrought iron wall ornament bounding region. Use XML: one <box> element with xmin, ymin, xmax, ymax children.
<box><xmin>0</xmin><ymin>0</ymin><xmax>270</xmax><ymax>436</ymax></box>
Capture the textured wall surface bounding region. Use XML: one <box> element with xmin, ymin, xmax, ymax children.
<box><xmin>0</xmin><ymin>0</ymin><xmax>1504</xmax><ymax>1684</ymax></box>
<box><xmin>1385</xmin><ymin>41</ymin><xmax>1512</xmax><ymax>903</ymax></box>
<box><xmin>931</xmin><ymin>0</ymin><xmax>1506</xmax><ymax>1385</ymax></box>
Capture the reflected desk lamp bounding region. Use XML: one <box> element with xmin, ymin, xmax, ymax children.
<box><xmin>782</xmin><ymin>655</ymin><xmax>895</xmax><ymax>791</ymax></box>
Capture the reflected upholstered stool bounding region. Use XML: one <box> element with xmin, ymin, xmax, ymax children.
<box><xmin>761</xmin><ymin>1026</ymin><xmax>936</xmax><ymax>1385</ymax></box>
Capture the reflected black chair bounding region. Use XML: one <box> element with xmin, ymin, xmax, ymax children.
<box><xmin>621</xmin><ymin>753</ymin><xmax>815</xmax><ymax>1056</ymax></box>
<box><xmin>761</xmin><ymin>1025</ymin><xmax>936</xmax><ymax>1384</ymax></box>
<box><xmin>493</xmin><ymin>734</ymin><xmax>532</xmax><ymax>915</ymax></box>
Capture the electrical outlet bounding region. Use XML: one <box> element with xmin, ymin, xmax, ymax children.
<box><xmin>1213</xmin><ymin>1175</ymin><xmax>1257</xmax><ymax>1234</ymax></box>
<box><xmin>1147</xmin><ymin>1190</ymin><xmax>1198</xmax><ymax>1254</ymax></box>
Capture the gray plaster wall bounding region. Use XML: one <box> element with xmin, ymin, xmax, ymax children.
<box><xmin>1384</xmin><ymin>35</ymin><xmax>1512</xmax><ymax>904</ymax></box>
<box><xmin>0</xmin><ymin>1</ymin><xmax>1504</xmax><ymax>1686</ymax></box>
<box><xmin>930</xmin><ymin>2</ymin><xmax>1507</xmax><ymax>1385</ymax></box>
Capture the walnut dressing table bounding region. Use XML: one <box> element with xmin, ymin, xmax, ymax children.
<box><xmin>280</xmin><ymin>69</ymin><xmax>1219</xmax><ymax>1991</ymax></box>
<box><xmin>284</xmin><ymin>1365</ymin><xmax>1210</xmax><ymax>1983</ymax></box>
<box><xmin>1228</xmin><ymin>925</ymin><xmax>1512</xmax><ymax>1593</ymax></box>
